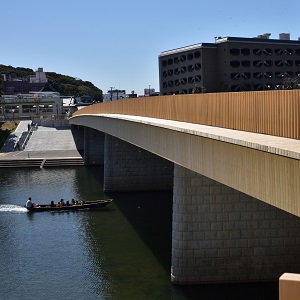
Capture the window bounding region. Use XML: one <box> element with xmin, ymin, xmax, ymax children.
<box><xmin>181</xmin><ymin>78</ymin><xmax>187</xmax><ymax>85</ymax></box>
<box><xmin>188</xmin><ymin>65</ymin><xmax>194</xmax><ymax>72</ymax></box>
<box><xmin>39</xmin><ymin>104</ymin><xmax>53</xmax><ymax>113</ymax></box>
<box><xmin>241</xmin><ymin>48</ymin><xmax>250</xmax><ymax>55</ymax></box>
<box><xmin>195</xmin><ymin>63</ymin><xmax>201</xmax><ymax>70</ymax></box>
<box><xmin>241</xmin><ymin>72</ymin><xmax>251</xmax><ymax>79</ymax></box>
<box><xmin>230</xmin><ymin>61</ymin><xmax>240</xmax><ymax>68</ymax></box>
<box><xmin>241</xmin><ymin>60</ymin><xmax>250</xmax><ymax>67</ymax></box>
<box><xmin>254</xmin><ymin>72</ymin><xmax>263</xmax><ymax>79</ymax></box>
<box><xmin>231</xmin><ymin>73</ymin><xmax>240</xmax><ymax>80</ymax></box>
<box><xmin>275</xmin><ymin>49</ymin><xmax>284</xmax><ymax>55</ymax></box>
<box><xmin>263</xmin><ymin>48</ymin><xmax>272</xmax><ymax>55</ymax></box>
<box><xmin>187</xmin><ymin>53</ymin><xmax>194</xmax><ymax>60</ymax></box>
<box><xmin>253</xmin><ymin>48</ymin><xmax>262</xmax><ymax>56</ymax></box>
<box><xmin>230</xmin><ymin>48</ymin><xmax>240</xmax><ymax>56</ymax></box>
<box><xmin>22</xmin><ymin>105</ymin><xmax>36</xmax><ymax>114</ymax></box>
<box><xmin>194</xmin><ymin>51</ymin><xmax>201</xmax><ymax>58</ymax></box>
<box><xmin>195</xmin><ymin>75</ymin><xmax>201</xmax><ymax>82</ymax></box>
<box><xmin>253</xmin><ymin>60</ymin><xmax>263</xmax><ymax>67</ymax></box>
<box><xmin>264</xmin><ymin>60</ymin><xmax>273</xmax><ymax>67</ymax></box>
<box><xmin>174</xmin><ymin>68</ymin><xmax>180</xmax><ymax>75</ymax></box>
<box><xmin>188</xmin><ymin>77</ymin><xmax>194</xmax><ymax>84</ymax></box>
<box><xmin>263</xmin><ymin>72</ymin><xmax>272</xmax><ymax>78</ymax></box>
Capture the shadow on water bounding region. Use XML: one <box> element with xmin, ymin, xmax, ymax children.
<box><xmin>108</xmin><ymin>190</ymin><xmax>173</xmax><ymax>273</ymax></box>
<box><xmin>103</xmin><ymin>190</ymin><xmax>278</xmax><ymax>300</ymax></box>
<box><xmin>74</xmin><ymin>166</ymin><xmax>279</xmax><ymax>299</ymax></box>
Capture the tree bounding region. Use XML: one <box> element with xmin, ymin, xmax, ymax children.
<box><xmin>192</xmin><ymin>84</ymin><xmax>207</xmax><ymax>94</ymax></box>
<box><xmin>283</xmin><ymin>77</ymin><xmax>300</xmax><ymax>90</ymax></box>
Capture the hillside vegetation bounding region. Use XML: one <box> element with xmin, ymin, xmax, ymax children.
<box><xmin>0</xmin><ymin>121</ymin><xmax>17</xmax><ymax>150</ymax></box>
<box><xmin>0</xmin><ymin>65</ymin><xmax>103</xmax><ymax>101</ymax></box>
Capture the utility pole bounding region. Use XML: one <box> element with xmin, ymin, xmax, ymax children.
<box><xmin>110</xmin><ymin>87</ymin><xmax>114</xmax><ymax>101</ymax></box>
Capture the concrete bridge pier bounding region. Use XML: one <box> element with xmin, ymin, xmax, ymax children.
<box><xmin>103</xmin><ymin>134</ymin><xmax>174</xmax><ymax>192</ymax></box>
<box><xmin>83</xmin><ymin>127</ymin><xmax>105</xmax><ymax>165</ymax></box>
<box><xmin>172</xmin><ymin>164</ymin><xmax>300</xmax><ymax>285</ymax></box>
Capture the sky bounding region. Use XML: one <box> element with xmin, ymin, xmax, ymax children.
<box><xmin>1</xmin><ymin>0</ymin><xmax>300</xmax><ymax>96</ymax></box>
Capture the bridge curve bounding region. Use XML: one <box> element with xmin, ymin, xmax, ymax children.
<box><xmin>70</xmin><ymin>112</ymin><xmax>300</xmax><ymax>217</ymax></box>
<box><xmin>69</xmin><ymin>91</ymin><xmax>300</xmax><ymax>284</ymax></box>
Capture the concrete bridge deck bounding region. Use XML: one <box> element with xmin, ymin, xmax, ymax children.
<box><xmin>103</xmin><ymin>114</ymin><xmax>300</xmax><ymax>160</ymax></box>
<box><xmin>70</xmin><ymin>113</ymin><xmax>300</xmax><ymax>217</ymax></box>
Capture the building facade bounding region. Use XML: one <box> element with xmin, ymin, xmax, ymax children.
<box><xmin>0</xmin><ymin>68</ymin><xmax>48</xmax><ymax>94</ymax></box>
<box><xmin>159</xmin><ymin>33</ymin><xmax>300</xmax><ymax>95</ymax></box>
<box><xmin>0</xmin><ymin>92</ymin><xmax>63</xmax><ymax>120</ymax></box>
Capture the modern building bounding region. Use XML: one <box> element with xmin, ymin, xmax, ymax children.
<box><xmin>103</xmin><ymin>89</ymin><xmax>129</xmax><ymax>102</ymax></box>
<box><xmin>0</xmin><ymin>92</ymin><xmax>63</xmax><ymax>120</ymax></box>
<box><xmin>159</xmin><ymin>33</ymin><xmax>300</xmax><ymax>95</ymax></box>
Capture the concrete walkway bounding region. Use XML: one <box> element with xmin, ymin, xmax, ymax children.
<box><xmin>0</xmin><ymin>121</ymin><xmax>83</xmax><ymax>160</ymax></box>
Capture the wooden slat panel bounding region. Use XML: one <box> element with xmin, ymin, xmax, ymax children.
<box><xmin>72</xmin><ymin>90</ymin><xmax>300</xmax><ymax>139</ymax></box>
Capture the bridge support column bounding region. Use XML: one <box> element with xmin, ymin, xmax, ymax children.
<box><xmin>84</xmin><ymin>127</ymin><xmax>104</xmax><ymax>165</ymax></box>
<box><xmin>171</xmin><ymin>164</ymin><xmax>300</xmax><ymax>285</ymax></box>
<box><xmin>103</xmin><ymin>134</ymin><xmax>173</xmax><ymax>192</ymax></box>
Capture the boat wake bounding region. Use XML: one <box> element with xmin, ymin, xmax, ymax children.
<box><xmin>0</xmin><ymin>204</ymin><xmax>28</xmax><ymax>213</ymax></box>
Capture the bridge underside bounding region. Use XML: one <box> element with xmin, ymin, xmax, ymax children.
<box><xmin>70</xmin><ymin>114</ymin><xmax>300</xmax><ymax>284</ymax></box>
<box><xmin>70</xmin><ymin>114</ymin><xmax>300</xmax><ymax>218</ymax></box>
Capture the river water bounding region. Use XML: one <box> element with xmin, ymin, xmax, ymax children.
<box><xmin>0</xmin><ymin>166</ymin><xmax>278</xmax><ymax>300</ymax></box>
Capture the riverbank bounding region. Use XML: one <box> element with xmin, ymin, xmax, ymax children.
<box><xmin>0</xmin><ymin>121</ymin><xmax>18</xmax><ymax>149</ymax></box>
<box><xmin>0</xmin><ymin>121</ymin><xmax>84</xmax><ymax>167</ymax></box>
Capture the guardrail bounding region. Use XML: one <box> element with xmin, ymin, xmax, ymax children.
<box><xmin>71</xmin><ymin>90</ymin><xmax>300</xmax><ymax>139</ymax></box>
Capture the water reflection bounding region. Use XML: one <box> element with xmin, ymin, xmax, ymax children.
<box><xmin>0</xmin><ymin>166</ymin><xmax>279</xmax><ymax>300</ymax></box>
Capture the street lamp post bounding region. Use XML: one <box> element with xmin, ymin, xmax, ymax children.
<box><xmin>12</xmin><ymin>109</ymin><xmax>15</xmax><ymax>121</ymax></box>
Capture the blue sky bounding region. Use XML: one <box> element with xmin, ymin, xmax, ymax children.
<box><xmin>1</xmin><ymin>0</ymin><xmax>299</xmax><ymax>96</ymax></box>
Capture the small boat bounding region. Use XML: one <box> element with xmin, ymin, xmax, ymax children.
<box><xmin>26</xmin><ymin>199</ymin><xmax>113</xmax><ymax>212</ymax></box>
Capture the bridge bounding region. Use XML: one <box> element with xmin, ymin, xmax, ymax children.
<box><xmin>69</xmin><ymin>90</ymin><xmax>300</xmax><ymax>287</ymax></box>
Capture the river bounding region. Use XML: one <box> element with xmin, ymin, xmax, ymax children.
<box><xmin>0</xmin><ymin>166</ymin><xmax>278</xmax><ymax>299</ymax></box>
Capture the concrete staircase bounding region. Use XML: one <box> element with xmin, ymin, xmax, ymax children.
<box><xmin>0</xmin><ymin>123</ymin><xmax>84</xmax><ymax>168</ymax></box>
<box><xmin>0</xmin><ymin>157</ymin><xmax>84</xmax><ymax>168</ymax></box>
<box><xmin>0</xmin><ymin>158</ymin><xmax>43</xmax><ymax>168</ymax></box>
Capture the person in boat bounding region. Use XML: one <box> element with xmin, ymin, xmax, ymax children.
<box><xmin>71</xmin><ymin>199</ymin><xmax>75</xmax><ymax>205</ymax></box>
<box><xmin>66</xmin><ymin>200</ymin><xmax>70</xmax><ymax>206</ymax></box>
<box><xmin>26</xmin><ymin>197</ymin><xmax>34</xmax><ymax>208</ymax></box>
<box><xmin>50</xmin><ymin>201</ymin><xmax>55</xmax><ymax>207</ymax></box>
<box><xmin>60</xmin><ymin>199</ymin><xmax>65</xmax><ymax>206</ymax></box>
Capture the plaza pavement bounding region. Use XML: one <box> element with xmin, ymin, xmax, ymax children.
<box><xmin>0</xmin><ymin>121</ymin><xmax>83</xmax><ymax>160</ymax></box>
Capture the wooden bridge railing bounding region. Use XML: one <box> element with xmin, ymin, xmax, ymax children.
<box><xmin>72</xmin><ymin>90</ymin><xmax>300</xmax><ymax>139</ymax></box>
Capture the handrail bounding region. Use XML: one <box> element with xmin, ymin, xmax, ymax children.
<box><xmin>71</xmin><ymin>90</ymin><xmax>300</xmax><ymax>139</ymax></box>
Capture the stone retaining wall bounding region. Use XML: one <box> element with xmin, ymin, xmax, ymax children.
<box><xmin>172</xmin><ymin>165</ymin><xmax>300</xmax><ymax>284</ymax></box>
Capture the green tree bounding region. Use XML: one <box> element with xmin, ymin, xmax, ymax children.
<box><xmin>283</xmin><ymin>77</ymin><xmax>300</xmax><ymax>90</ymax></box>
<box><xmin>192</xmin><ymin>84</ymin><xmax>207</xmax><ymax>94</ymax></box>
<box><xmin>64</xmin><ymin>84</ymin><xmax>79</xmax><ymax>96</ymax></box>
